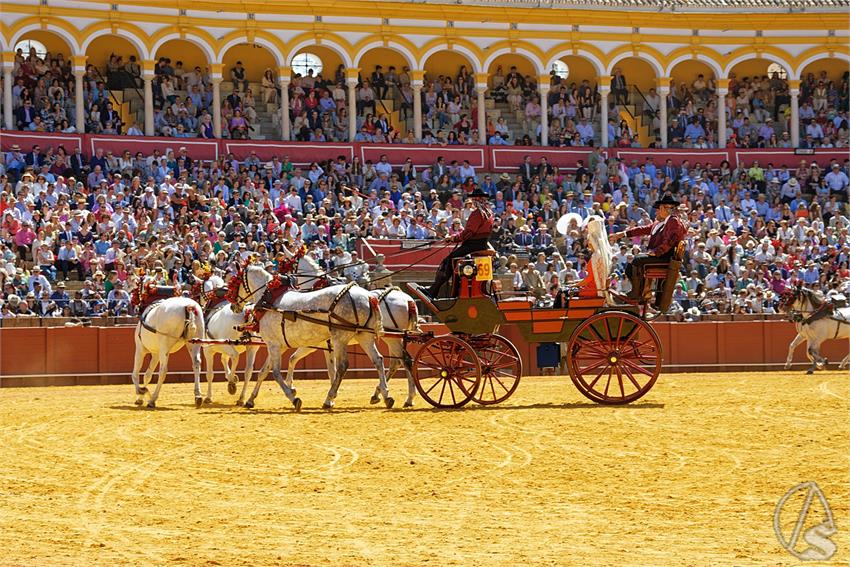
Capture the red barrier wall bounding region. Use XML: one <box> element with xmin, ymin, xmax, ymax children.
<box><xmin>3</xmin><ymin>130</ymin><xmax>846</xmax><ymax>171</ymax></box>
<box><xmin>1</xmin><ymin>321</ymin><xmax>846</xmax><ymax>388</ymax></box>
<box><xmin>356</xmin><ymin>239</ymin><xmax>454</xmax><ymax>270</ymax></box>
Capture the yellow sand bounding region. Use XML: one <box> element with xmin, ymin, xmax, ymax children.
<box><xmin>0</xmin><ymin>372</ymin><xmax>847</xmax><ymax>567</ymax></box>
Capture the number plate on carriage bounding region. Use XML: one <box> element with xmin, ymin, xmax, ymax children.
<box><xmin>475</xmin><ymin>257</ymin><xmax>493</xmax><ymax>281</ymax></box>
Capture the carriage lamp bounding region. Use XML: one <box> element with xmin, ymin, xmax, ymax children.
<box><xmin>461</xmin><ymin>263</ymin><xmax>476</xmax><ymax>278</ymax></box>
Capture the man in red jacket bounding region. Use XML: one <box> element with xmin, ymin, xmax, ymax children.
<box><xmin>609</xmin><ymin>193</ymin><xmax>687</xmax><ymax>300</ymax></box>
<box><xmin>428</xmin><ymin>186</ymin><xmax>493</xmax><ymax>298</ymax></box>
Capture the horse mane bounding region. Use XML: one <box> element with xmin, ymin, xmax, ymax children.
<box><xmin>802</xmin><ymin>287</ymin><xmax>825</xmax><ymax>308</ymax></box>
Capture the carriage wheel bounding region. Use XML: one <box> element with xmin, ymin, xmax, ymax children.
<box><xmin>567</xmin><ymin>311</ymin><xmax>661</xmax><ymax>405</ymax></box>
<box><xmin>472</xmin><ymin>335</ymin><xmax>522</xmax><ymax>405</ymax></box>
<box><xmin>413</xmin><ymin>336</ymin><xmax>481</xmax><ymax>408</ymax></box>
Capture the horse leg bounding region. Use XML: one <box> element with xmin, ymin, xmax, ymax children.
<box><xmin>148</xmin><ymin>344</ymin><xmax>171</xmax><ymax>408</ymax></box>
<box><xmin>785</xmin><ymin>333</ymin><xmax>805</xmax><ymax>370</ymax></box>
<box><xmin>269</xmin><ymin>344</ymin><xmax>301</xmax><ymax>411</ymax></box>
<box><xmin>401</xmin><ymin>347</ymin><xmax>416</xmax><ymax>408</ymax></box>
<box><xmin>285</xmin><ymin>346</ymin><xmax>314</xmax><ymax>395</ymax></box>
<box><xmin>358</xmin><ymin>335</ymin><xmax>391</xmax><ymax>408</ymax></box>
<box><xmin>323</xmin><ymin>337</ymin><xmax>350</xmax><ymax>409</ymax></box>
<box><xmin>203</xmin><ymin>348</ymin><xmax>217</xmax><ymax>405</ymax></box>
<box><xmin>190</xmin><ymin>344</ymin><xmax>205</xmax><ymax>405</ymax></box>
<box><xmin>222</xmin><ymin>346</ymin><xmax>239</xmax><ymax>396</ymax></box>
<box><xmin>244</xmin><ymin>357</ymin><xmax>272</xmax><ymax>409</ymax></box>
<box><xmin>806</xmin><ymin>343</ymin><xmax>822</xmax><ymax>374</ymax></box>
<box><xmin>237</xmin><ymin>347</ymin><xmax>258</xmax><ymax>406</ymax></box>
<box><xmin>838</xmin><ymin>352</ymin><xmax>850</xmax><ymax>370</ymax></box>
<box><xmin>131</xmin><ymin>343</ymin><xmax>148</xmax><ymax>405</ymax></box>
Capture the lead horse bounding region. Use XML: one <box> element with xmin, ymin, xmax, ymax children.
<box><xmin>779</xmin><ymin>285</ymin><xmax>850</xmax><ymax>373</ymax></box>
<box><xmin>231</xmin><ymin>263</ymin><xmax>391</xmax><ymax>410</ymax></box>
<box><xmin>130</xmin><ymin>277</ymin><xmax>206</xmax><ymax>408</ymax></box>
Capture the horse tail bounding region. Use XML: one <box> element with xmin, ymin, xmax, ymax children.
<box><xmin>184</xmin><ymin>304</ymin><xmax>203</xmax><ymax>340</ymax></box>
<box><xmin>368</xmin><ymin>295</ymin><xmax>384</xmax><ymax>337</ymax></box>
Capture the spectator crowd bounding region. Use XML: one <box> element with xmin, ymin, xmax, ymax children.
<box><xmin>3</xmin><ymin>43</ymin><xmax>847</xmax><ymax>148</ymax></box>
<box><xmin>1</xmin><ymin>134</ymin><xmax>848</xmax><ymax>320</ymax></box>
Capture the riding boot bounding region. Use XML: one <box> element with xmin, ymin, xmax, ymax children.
<box><xmin>428</xmin><ymin>270</ymin><xmax>450</xmax><ymax>299</ymax></box>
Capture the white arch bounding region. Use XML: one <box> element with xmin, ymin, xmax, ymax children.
<box><xmin>544</xmin><ymin>50</ymin><xmax>605</xmax><ymax>77</ymax></box>
<box><xmin>417</xmin><ymin>43</ymin><xmax>481</xmax><ymax>74</ymax></box>
<box><xmin>80</xmin><ymin>28</ymin><xmax>150</xmax><ymax>60</ymax></box>
<box><xmin>793</xmin><ymin>52</ymin><xmax>850</xmax><ymax>81</ymax></box>
<box><xmin>353</xmin><ymin>41</ymin><xmax>416</xmax><ymax>70</ymax></box>
<box><xmin>150</xmin><ymin>33</ymin><xmax>216</xmax><ymax>64</ymax></box>
<box><xmin>606</xmin><ymin>51</ymin><xmax>663</xmax><ymax>77</ymax></box>
<box><xmin>10</xmin><ymin>24</ymin><xmax>80</xmax><ymax>54</ymax></box>
<box><xmin>217</xmin><ymin>36</ymin><xmax>284</xmax><ymax>68</ymax></box>
<box><xmin>483</xmin><ymin>47</ymin><xmax>544</xmax><ymax>75</ymax></box>
<box><xmin>664</xmin><ymin>53</ymin><xmax>723</xmax><ymax>79</ymax></box>
<box><xmin>286</xmin><ymin>39</ymin><xmax>353</xmax><ymax>68</ymax></box>
<box><xmin>723</xmin><ymin>52</ymin><xmax>792</xmax><ymax>78</ymax></box>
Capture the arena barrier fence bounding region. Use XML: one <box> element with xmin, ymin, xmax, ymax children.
<box><xmin>2</xmin><ymin>131</ymin><xmax>847</xmax><ymax>171</ymax></box>
<box><xmin>1</xmin><ymin>321</ymin><xmax>847</xmax><ymax>388</ymax></box>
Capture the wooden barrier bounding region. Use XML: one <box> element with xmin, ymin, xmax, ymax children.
<box><xmin>1</xmin><ymin>320</ymin><xmax>847</xmax><ymax>388</ymax></box>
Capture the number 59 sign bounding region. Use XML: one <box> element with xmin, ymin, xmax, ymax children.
<box><xmin>474</xmin><ymin>257</ymin><xmax>493</xmax><ymax>281</ymax></box>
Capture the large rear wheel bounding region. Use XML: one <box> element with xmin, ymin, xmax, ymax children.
<box><xmin>566</xmin><ymin>311</ymin><xmax>661</xmax><ymax>404</ymax></box>
<box><xmin>413</xmin><ymin>335</ymin><xmax>481</xmax><ymax>408</ymax></box>
<box><xmin>471</xmin><ymin>334</ymin><xmax>522</xmax><ymax>405</ymax></box>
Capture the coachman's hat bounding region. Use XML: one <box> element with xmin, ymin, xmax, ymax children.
<box><xmin>654</xmin><ymin>193</ymin><xmax>679</xmax><ymax>208</ymax></box>
<box><xmin>469</xmin><ymin>187</ymin><xmax>489</xmax><ymax>199</ymax></box>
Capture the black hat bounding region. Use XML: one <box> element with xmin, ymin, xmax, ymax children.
<box><xmin>653</xmin><ymin>193</ymin><xmax>679</xmax><ymax>208</ymax></box>
<box><xmin>469</xmin><ymin>187</ymin><xmax>489</xmax><ymax>199</ymax></box>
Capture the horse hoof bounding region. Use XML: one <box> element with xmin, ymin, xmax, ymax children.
<box><xmin>227</xmin><ymin>382</ymin><xmax>237</xmax><ymax>395</ymax></box>
<box><xmin>294</xmin><ymin>398</ymin><xmax>303</xmax><ymax>412</ymax></box>
<box><xmin>385</xmin><ymin>397</ymin><xmax>395</xmax><ymax>409</ymax></box>
<box><xmin>134</xmin><ymin>398</ymin><xmax>144</xmax><ymax>406</ymax></box>
<box><xmin>806</xmin><ymin>369</ymin><xmax>814</xmax><ymax>375</ymax></box>
<box><xmin>244</xmin><ymin>400</ymin><xmax>255</xmax><ymax>409</ymax></box>
<box><xmin>195</xmin><ymin>397</ymin><xmax>203</xmax><ymax>408</ymax></box>
<box><xmin>369</xmin><ymin>394</ymin><xmax>381</xmax><ymax>405</ymax></box>
<box><xmin>322</xmin><ymin>401</ymin><xmax>333</xmax><ymax>410</ymax></box>
<box><xmin>235</xmin><ymin>399</ymin><xmax>244</xmax><ymax>407</ymax></box>
<box><xmin>204</xmin><ymin>397</ymin><xmax>213</xmax><ymax>405</ymax></box>
<box><xmin>146</xmin><ymin>401</ymin><xmax>156</xmax><ymax>409</ymax></box>
<box><xmin>403</xmin><ymin>401</ymin><xmax>414</xmax><ymax>408</ymax></box>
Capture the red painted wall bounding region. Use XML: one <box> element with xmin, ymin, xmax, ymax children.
<box><xmin>1</xmin><ymin>321</ymin><xmax>846</xmax><ymax>388</ymax></box>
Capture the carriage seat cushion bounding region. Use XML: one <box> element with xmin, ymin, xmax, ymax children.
<box><xmin>470</xmin><ymin>249</ymin><xmax>496</xmax><ymax>257</ymax></box>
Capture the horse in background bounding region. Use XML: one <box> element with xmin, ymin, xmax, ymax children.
<box><xmin>779</xmin><ymin>286</ymin><xmax>850</xmax><ymax>374</ymax></box>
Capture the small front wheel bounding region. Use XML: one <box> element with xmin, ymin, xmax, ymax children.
<box><xmin>471</xmin><ymin>334</ymin><xmax>522</xmax><ymax>405</ymax></box>
<box><xmin>412</xmin><ymin>335</ymin><xmax>481</xmax><ymax>408</ymax></box>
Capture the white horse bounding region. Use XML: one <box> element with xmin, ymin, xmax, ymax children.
<box><xmin>780</xmin><ymin>286</ymin><xmax>850</xmax><ymax>373</ymax></box>
<box><xmin>284</xmin><ymin>286</ymin><xmax>421</xmax><ymax>408</ymax></box>
<box><xmin>199</xmin><ymin>274</ymin><xmax>260</xmax><ymax>406</ymax></box>
<box><xmin>130</xmin><ymin>279</ymin><xmax>206</xmax><ymax>408</ymax></box>
<box><xmin>232</xmin><ymin>264</ymin><xmax>390</xmax><ymax>410</ymax></box>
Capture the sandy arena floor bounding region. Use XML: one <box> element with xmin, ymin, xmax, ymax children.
<box><xmin>0</xmin><ymin>372</ymin><xmax>847</xmax><ymax>567</ymax></box>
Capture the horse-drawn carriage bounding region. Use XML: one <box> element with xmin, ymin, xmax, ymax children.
<box><xmin>403</xmin><ymin>239</ymin><xmax>685</xmax><ymax>408</ymax></box>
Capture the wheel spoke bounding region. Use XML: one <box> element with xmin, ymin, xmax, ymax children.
<box><xmin>437</xmin><ymin>378</ymin><xmax>448</xmax><ymax>403</ymax></box>
<box><xmin>423</xmin><ymin>376</ymin><xmax>442</xmax><ymax>395</ymax></box>
<box><xmin>587</xmin><ymin>364</ymin><xmax>610</xmax><ymax>390</ymax></box>
<box><xmin>621</xmin><ymin>358</ymin><xmax>656</xmax><ymax>378</ymax></box>
<box><xmin>447</xmin><ymin>376</ymin><xmax>457</xmax><ymax>405</ymax></box>
<box><xmin>614</xmin><ymin>316</ymin><xmax>624</xmax><ymax>348</ymax></box>
<box><xmin>616</xmin><ymin>322</ymin><xmax>638</xmax><ymax>349</ymax></box>
<box><xmin>588</xmin><ymin>323</ymin><xmax>607</xmax><ymax>344</ymax></box>
<box><xmin>574</xmin><ymin>357</ymin><xmax>608</xmax><ymax>376</ymax></box>
<box><xmin>603</xmin><ymin>367</ymin><xmax>613</xmax><ymax>396</ymax></box>
<box><xmin>615</xmin><ymin>365</ymin><xmax>625</xmax><ymax>397</ymax></box>
<box><xmin>621</xmin><ymin>363</ymin><xmax>643</xmax><ymax>390</ymax></box>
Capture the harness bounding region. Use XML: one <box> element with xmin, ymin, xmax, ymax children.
<box><xmin>376</xmin><ymin>286</ymin><xmax>401</xmax><ymax>331</ymax></box>
<box><xmin>138</xmin><ymin>300</ymin><xmax>196</xmax><ymax>341</ymax></box>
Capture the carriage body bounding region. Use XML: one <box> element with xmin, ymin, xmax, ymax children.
<box><xmin>406</xmin><ymin>249</ymin><xmax>668</xmax><ymax>409</ymax></box>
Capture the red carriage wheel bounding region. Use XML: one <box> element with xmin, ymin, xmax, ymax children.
<box><xmin>471</xmin><ymin>335</ymin><xmax>522</xmax><ymax>405</ymax></box>
<box><xmin>413</xmin><ymin>335</ymin><xmax>481</xmax><ymax>408</ymax></box>
<box><xmin>566</xmin><ymin>311</ymin><xmax>661</xmax><ymax>405</ymax></box>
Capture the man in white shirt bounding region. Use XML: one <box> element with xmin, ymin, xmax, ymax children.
<box><xmin>374</xmin><ymin>154</ymin><xmax>393</xmax><ymax>178</ymax></box>
<box><xmin>458</xmin><ymin>160</ymin><xmax>476</xmax><ymax>180</ymax></box>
